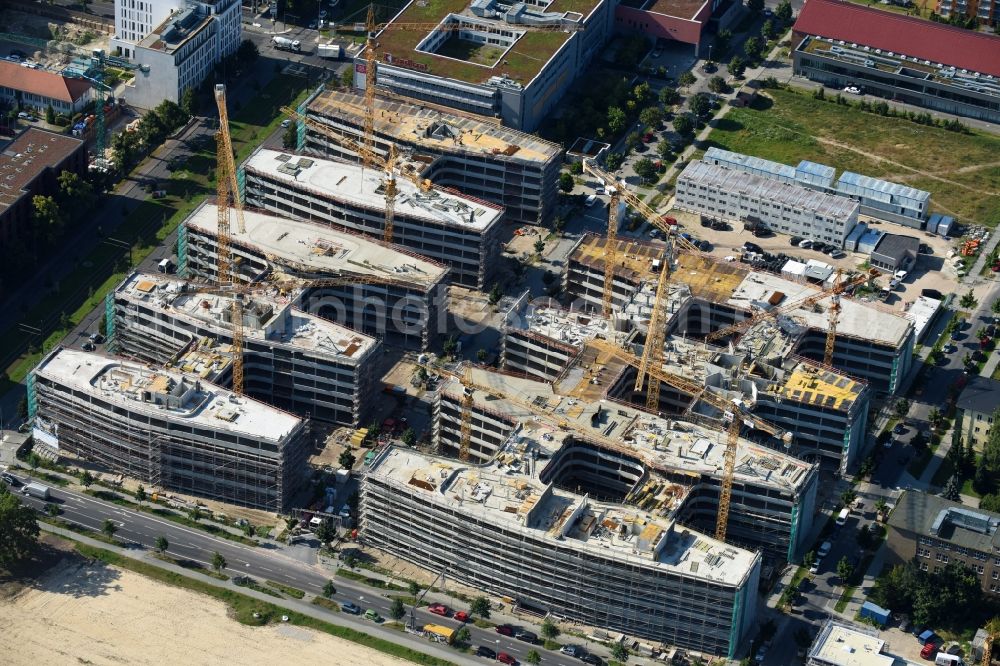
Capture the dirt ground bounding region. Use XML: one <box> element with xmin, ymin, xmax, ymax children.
<box><xmin>0</xmin><ymin>553</ymin><xmax>413</xmax><ymax>666</ymax></box>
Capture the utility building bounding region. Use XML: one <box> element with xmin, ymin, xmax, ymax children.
<box><xmin>29</xmin><ymin>348</ymin><xmax>309</xmax><ymax>511</ymax></box>
<box><xmin>110</xmin><ymin>272</ymin><xmax>380</xmax><ymax>427</ymax></box>
<box><xmin>304</xmin><ymin>90</ymin><xmax>563</xmax><ymax>227</ymax></box>
<box><xmin>241</xmin><ymin>148</ymin><xmax>502</xmax><ymax>288</ymax></box>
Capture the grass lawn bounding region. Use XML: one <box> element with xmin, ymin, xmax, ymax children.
<box><xmin>842</xmin><ymin>0</ymin><xmax>936</xmax><ymax>15</ymax></box>
<box><xmin>704</xmin><ymin>87</ymin><xmax>1000</xmax><ymax>226</ymax></box>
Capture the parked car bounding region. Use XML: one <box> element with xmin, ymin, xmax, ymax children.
<box><xmin>454</xmin><ymin>611</ymin><xmax>470</xmax><ymax>622</ymax></box>
<box><xmin>1</xmin><ymin>473</ymin><xmax>18</xmax><ymax>486</ymax></box>
<box><xmin>743</xmin><ymin>241</ymin><xmax>763</xmax><ymax>254</ymax></box>
<box><xmin>428</xmin><ymin>603</ymin><xmax>450</xmax><ymax>617</ymax></box>
<box><xmin>581</xmin><ymin>654</ymin><xmax>603</xmax><ymax>666</ymax></box>
<box><xmin>920</xmin><ymin>642</ymin><xmax>938</xmax><ymax>660</ymax></box>
<box><xmin>477</xmin><ymin>646</ymin><xmax>497</xmax><ymax>659</ymax></box>
<box><xmin>364</xmin><ymin>608</ymin><xmax>382</xmax><ymax>622</ymax></box>
<box><xmin>82</xmin><ymin>342</ymin><xmax>96</xmax><ymax>352</ymax></box>
<box><xmin>560</xmin><ymin>646</ymin><xmax>583</xmax><ymax>657</ymax></box>
<box><xmin>498</xmin><ymin>653</ymin><xmax>517</xmax><ymax>665</ymax></box>
<box><xmin>809</xmin><ymin>559</ymin><xmax>821</xmax><ymax>574</ymax></box>
<box><xmin>831</xmin><ymin>250</ymin><xmax>847</xmax><ymax>259</ymax></box>
<box><xmin>818</xmin><ymin>541</ymin><xmax>832</xmax><ymax>558</ymax></box>
<box><xmin>790</xmin><ymin>236</ymin><xmax>803</xmax><ymax>246</ymax></box>
<box><xmin>514</xmin><ymin>629</ymin><xmax>538</xmax><ymax>643</ymax></box>
<box><xmin>341</xmin><ymin>602</ymin><xmax>362</xmax><ymax>614</ymax></box>
<box><xmin>799</xmin><ymin>239</ymin><xmax>814</xmax><ymax>249</ymax></box>
<box><xmin>893</xmin><ymin>423</ymin><xmax>907</xmax><ymax>435</ymax></box>
<box><xmin>496</xmin><ymin>624</ymin><xmax>515</xmax><ymax>636</ymax></box>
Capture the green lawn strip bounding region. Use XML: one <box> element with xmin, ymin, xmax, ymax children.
<box><xmin>145</xmin><ymin>507</ymin><xmax>258</xmax><ymax>547</ymax></box>
<box><xmin>41</xmin><ymin>517</ymin><xmax>119</xmax><ymax>546</ymax></box>
<box><xmin>74</xmin><ymin>543</ymin><xmax>457</xmax><ymax>666</ymax></box>
<box><xmin>834</xmin><ymin>585</ymin><xmax>857</xmax><ymax>613</ymax></box>
<box><xmin>266</xmin><ymin>579</ymin><xmax>306</xmax><ymax>599</ymax></box>
<box><xmin>931</xmin><ymin>457</ymin><xmax>955</xmax><ymax>488</ymax></box>
<box><xmin>152</xmin><ymin>552</ymin><xmax>229</xmax><ymax>580</ymax></box>
<box><xmin>834</xmin><ymin>552</ymin><xmax>875</xmax><ymax>613</ymax></box>
<box><xmin>312</xmin><ymin>596</ymin><xmax>341</xmax><ymax>611</ymax></box>
<box><xmin>234</xmin><ymin>576</ymin><xmax>283</xmax><ymax>597</ymax></box>
<box><xmin>337</xmin><ymin>568</ymin><xmax>408</xmax><ymax>591</ymax></box>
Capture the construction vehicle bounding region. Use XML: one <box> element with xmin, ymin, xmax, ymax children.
<box><xmin>271</xmin><ymin>36</ymin><xmax>301</xmax><ymax>52</ymax></box>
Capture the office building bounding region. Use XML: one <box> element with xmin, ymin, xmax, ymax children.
<box><xmin>29</xmin><ymin>348</ymin><xmax>309</xmax><ymax>511</ymax></box>
<box><xmin>180</xmin><ymin>203</ymin><xmax>449</xmax><ymax>350</ymax></box>
<box><xmin>615</xmin><ymin>0</ymin><xmax>743</xmax><ymax>55</ymax></box>
<box><xmin>792</xmin><ymin>0</ymin><xmax>1000</xmax><ymax>124</ymax></box>
<box><xmin>869</xmin><ymin>234</ymin><xmax>920</xmax><ymax>274</ymax></box>
<box><xmin>0</xmin><ymin>61</ymin><xmax>93</xmax><ymax>115</ymax></box>
<box><xmin>110</xmin><ymin>272</ymin><xmax>380</xmax><ymax>426</ymax></box>
<box><xmin>242</xmin><ymin>148</ymin><xmax>502</xmax><ymax>288</ymax></box>
<box><xmin>304</xmin><ymin>89</ymin><xmax>563</xmax><ymax>226</ymax></box>
<box><xmin>674</xmin><ymin>160</ymin><xmax>860</xmax><ymax>247</ymax></box>
<box><xmin>806</xmin><ymin>620</ymin><xmax>895</xmax><ymax>666</ymax></box>
<box><xmin>353</xmin><ymin>0</ymin><xmax>615</xmax><ymax>132</ymax></box>
<box><xmin>123</xmin><ymin>0</ymin><xmax>241</xmax><ymax>108</ymax></box>
<box><xmin>112</xmin><ymin>0</ymin><xmax>184</xmax><ymax>54</ymax></box>
<box><xmin>956</xmin><ymin>376</ymin><xmax>1000</xmax><ymax>453</ymax></box>
<box><xmin>886</xmin><ymin>490</ymin><xmax>1000</xmax><ymax>596</ymax></box>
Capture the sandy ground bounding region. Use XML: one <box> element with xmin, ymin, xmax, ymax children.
<box><xmin>0</xmin><ymin>556</ymin><xmax>411</xmax><ymax>666</ymax></box>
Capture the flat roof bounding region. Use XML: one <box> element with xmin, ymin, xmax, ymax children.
<box><xmin>184</xmin><ymin>203</ymin><xmax>449</xmax><ymax>287</ymax></box>
<box><xmin>372</xmin><ymin>0</ymin><xmax>599</xmax><ymax>86</ymax></box>
<box><xmin>308</xmin><ymin>90</ymin><xmax>561</xmax><ymax>164</ymax></box>
<box><xmin>904</xmin><ymin>296</ymin><xmax>941</xmax><ymax>343</ymax></box>
<box><xmin>368</xmin><ymin>446</ymin><xmax>759</xmax><ymax>586</ymax></box>
<box><xmin>117</xmin><ymin>272</ymin><xmax>378</xmax><ymax>362</ymax></box>
<box><xmin>872</xmin><ymin>234</ymin><xmax>920</xmax><ymax>262</ymax></box>
<box><xmin>679</xmin><ymin>161</ymin><xmax>859</xmax><ymax>222</ymax></box>
<box><xmin>810</xmin><ymin>621</ymin><xmax>892</xmax><ymax>666</ymax></box>
<box><xmin>726</xmin><ymin>270</ymin><xmax>913</xmax><ymax>346</ymax></box>
<box><xmin>646</xmin><ymin>0</ymin><xmax>710</xmax><ymax>20</ymax></box>
<box><xmin>245</xmin><ymin>149</ymin><xmax>503</xmax><ymax>232</ymax></box>
<box><xmin>138</xmin><ymin>8</ymin><xmax>214</xmax><ymax>53</ymax></box>
<box><xmin>569</xmin><ymin>234</ymin><xmax>666</xmax><ymax>284</ymax></box>
<box><xmin>34</xmin><ymin>348</ymin><xmax>302</xmax><ymax>442</ymax></box>
<box><xmin>0</xmin><ymin>129</ymin><xmax>84</xmax><ymax>214</ymax></box>
<box><xmin>773</xmin><ymin>361</ymin><xmax>865</xmax><ymax>413</ymax></box>
<box><xmin>506</xmin><ymin>305</ymin><xmax>616</xmax><ymax>348</ymax></box>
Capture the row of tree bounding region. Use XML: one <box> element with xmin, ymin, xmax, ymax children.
<box><xmin>870</xmin><ymin>559</ymin><xmax>981</xmax><ymax>629</ymax></box>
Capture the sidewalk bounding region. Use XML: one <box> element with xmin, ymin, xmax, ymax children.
<box><xmin>38</xmin><ymin>522</ymin><xmax>476</xmax><ymax>666</ymax></box>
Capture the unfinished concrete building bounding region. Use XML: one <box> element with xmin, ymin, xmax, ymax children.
<box><xmin>304</xmin><ymin>89</ymin><xmax>563</xmax><ymax>227</ymax></box>
<box><xmin>180</xmin><ymin>203</ymin><xmax>449</xmax><ymax>350</ymax></box>
<box><xmin>29</xmin><ymin>348</ymin><xmax>309</xmax><ymax>511</ymax></box>
<box><xmin>364</xmin><ymin>443</ymin><xmax>762</xmax><ymax>658</ymax></box>
<box><xmin>109</xmin><ymin>272</ymin><xmax>380</xmax><ymax>427</ymax></box>
<box><xmin>431</xmin><ymin>365</ymin><xmax>818</xmax><ymax>564</ymax></box>
<box><xmin>240</xmin><ymin>148</ymin><xmax>503</xmax><ymax>288</ymax></box>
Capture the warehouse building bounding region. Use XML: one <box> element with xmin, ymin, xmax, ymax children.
<box><xmin>791</xmin><ymin>0</ymin><xmax>1000</xmax><ymax>124</ymax></box>
<box><xmin>110</xmin><ymin>272</ymin><xmax>380</xmax><ymax>427</ymax></box>
<box><xmin>29</xmin><ymin>348</ymin><xmax>309</xmax><ymax>511</ymax></box>
<box><xmin>353</xmin><ymin>0</ymin><xmax>615</xmax><ymax>132</ymax></box>
<box><xmin>432</xmin><ymin>365</ymin><xmax>819</xmax><ymax>564</ymax></box>
<box><xmin>241</xmin><ymin>148</ymin><xmax>502</xmax><ymax>288</ymax></box>
<box><xmin>180</xmin><ymin>203</ymin><xmax>449</xmax><ymax>350</ymax></box>
<box><xmin>674</xmin><ymin>161</ymin><xmax>860</xmax><ymax>247</ymax></box>
<box><xmin>305</xmin><ymin>90</ymin><xmax>563</xmax><ymax>227</ymax></box>
<box><xmin>703</xmin><ymin>147</ymin><xmax>930</xmax><ymax>228</ymax></box>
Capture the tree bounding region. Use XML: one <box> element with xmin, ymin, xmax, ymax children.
<box><xmin>672</xmin><ymin>113</ymin><xmax>694</xmax><ymax>136</ymax></box>
<box><xmin>656</xmin><ymin>139</ymin><xmax>673</xmax><ymax>160</ymax></box>
<box><xmin>728</xmin><ymin>55</ymin><xmax>746</xmax><ymax>79</ymax></box>
<box><xmin>941</xmin><ymin>474</ymin><xmax>961</xmax><ymax>501</ymax></box>
<box><xmin>689</xmin><ymin>92</ymin><xmax>711</xmax><ymax>118</ymax></box>
<box><xmin>45</xmin><ymin>104</ymin><xmax>55</xmax><ymax>124</ymax></box>
<box><xmin>992</xmin><ymin>299</ymin><xmax>1000</xmax><ymax>315</ymax></box>
<box><xmin>744</xmin><ymin>36</ymin><xmax>764</xmax><ymax>62</ymax></box>
<box><xmin>315</xmin><ymin>517</ymin><xmax>337</xmax><ymax>544</ymax></box>
<box><xmin>342</xmin><ymin>550</ymin><xmax>359</xmax><ymax>569</ymax></box>
<box><xmin>837</xmin><ymin>556</ymin><xmax>854</xmax><ymax>583</ymax></box>
<box><xmin>32</xmin><ymin>195</ymin><xmax>64</xmax><ymax>245</ymax></box>
<box><xmin>339</xmin><ymin>449</ymin><xmax>356</xmax><ymax>470</ymax></box>
<box><xmin>80</xmin><ymin>470</ymin><xmax>94</xmax><ymax>487</ymax></box>
<box><xmin>747</xmin><ymin>0</ymin><xmax>764</xmax><ymax>13</ymax></box>
<box><xmin>874</xmin><ymin>498</ymin><xmax>888</xmax><ymax>516</ymax></box>
<box><xmin>975</xmin><ymin>458</ymin><xmax>994</xmax><ymax>495</ymax></box>
<box><xmin>181</xmin><ymin>86</ymin><xmax>196</xmax><ymax>116</ymax></box>
<box><xmin>775</xmin><ymin>0</ymin><xmax>793</xmax><ymax>23</ymax></box>
<box><xmin>605</xmin><ymin>152</ymin><xmax>624</xmax><ymax>170</ymax></box>
<box><xmin>471</xmin><ymin>595</ymin><xmax>491</xmax><ymax>618</ymax></box>
<box><xmin>894</xmin><ymin>399</ymin><xmax>910</xmax><ymax>418</ymax></box>
<box><xmin>57</xmin><ymin>171</ymin><xmax>95</xmax><ymax>213</ymax></box>
<box><xmin>961</xmin><ymin>289</ymin><xmax>978</xmax><ymax>309</ymax></box>
<box><xmin>634</xmin><ymin>157</ymin><xmax>657</xmax><ymax>184</ymax></box>
<box><xmin>408</xmin><ymin>580</ymin><xmax>421</xmax><ymax>597</ymax></box>
<box><xmin>607</xmin><ymin>106</ymin><xmax>627</xmax><ymax>135</ymax></box>
<box><xmin>236</xmin><ymin>39</ymin><xmax>259</xmax><ymax>66</ymax></box>
<box><xmin>980</xmin><ymin>493</ymin><xmax>1000</xmax><ymax>512</ymax></box>
<box><xmin>707</xmin><ymin>76</ymin><xmax>728</xmax><ymax>94</ymax></box>
<box><xmin>840</xmin><ymin>488</ymin><xmax>857</xmax><ymax>507</ymax></box>
<box><xmin>455</xmin><ymin>627</ymin><xmax>472</xmax><ymax>645</ymax></box>
<box><xmin>0</xmin><ymin>488</ymin><xmax>39</xmax><ymax>566</ymax></box>
<box><xmin>189</xmin><ymin>506</ymin><xmax>203</xmax><ymax>522</ymax></box>
<box><xmin>110</xmin><ymin>129</ymin><xmax>141</xmax><ymax>172</ymax></box>
<box><xmin>324</xmin><ymin>579</ymin><xmax>337</xmax><ymax>598</ymax></box>
<box><xmin>928</xmin><ymin>407</ymin><xmax>942</xmax><ymax>427</ymax></box>
<box><xmin>477</xmin><ymin>348</ymin><xmax>488</xmax><ymax>363</ymax></box>
<box><xmin>401</xmin><ymin>428</ymin><xmax>417</xmax><ymax>447</ymax></box>
<box><xmin>803</xmin><ymin>550</ymin><xmax>816</xmax><ymax>569</ymax></box>
<box><xmin>135</xmin><ymin>484</ymin><xmax>147</xmax><ymax>504</ymax></box>
<box><xmin>762</xmin><ymin>19</ymin><xmax>778</xmax><ymax>40</ymax></box>
<box><xmin>208</xmin><ymin>552</ymin><xmax>226</xmax><ymax>574</ymax></box>
<box><xmin>153</xmin><ymin>99</ymin><xmax>188</xmax><ymax>131</ymax></box>
<box><xmin>282</xmin><ymin>123</ymin><xmax>297</xmax><ymax>150</ymax></box>
<box><xmin>155</xmin><ymin>535</ymin><xmax>169</xmax><ymax>553</ymax></box>
<box><xmin>137</xmin><ymin>110</ymin><xmax>168</xmax><ymax>147</ymax></box>
<box><xmin>678</xmin><ymin>71</ymin><xmax>696</xmax><ymax>88</ymax></box>
<box><xmin>658</xmin><ymin>86</ymin><xmax>680</xmax><ymax>106</ymax></box>
<box><xmin>715</xmin><ymin>29</ymin><xmax>732</xmax><ymax>56</ymax></box>
<box><xmin>558</xmin><ymin>172</ymin><xmax>574</xmax><ymax>193</ymax></box>
<box><xmin>390</xmin><ymin>597</ymin><xmax>406</xmax><ymax>620</ymax></box>
<box><xmin>525</xmin><ymin>650</ymin><xmax>542</xmax><ymax>666</ymax></box>
<box><xmin>639</xmin><ymin>106</ymin><xmax>663</xmax><ymax>128</ymax></box>
<box><xmin>102</xmin><ymin>518</ymin><xmax>118</xmax><ymax>540</ymax></box>
<box><xmin>611</xmin><ymin>642</ymin><xmax>629</xmax><ymax>662</ymax></box>
<box><xmin>541</xmin><ymin>617</ymin><xmax>560</xmax><ymax>640</ymax></box>
<box><xmin>534</xmin><ymin>239</ymin><xmax>546</xmax><ymax>255</ymax></box>
<box><xmin>44</xmin><ymin>502</ymin><xmax>58</xmax><ymax>517</ymax></box>
<box><xmin>443</xmin><ymin>336</ymin><xmax>458</xmax><ymax>358</ymax></box>
<box><xmin>489</xmin><ymin>282</ymin><xmax>504</xmax><ymax>305</ymax></box>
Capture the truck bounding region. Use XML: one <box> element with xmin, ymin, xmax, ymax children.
<box><xmin>317</xmin><ymin>44</ymin><xmax>341</xmax><ymax>59</ymax></box>
<box><xmin>271</xmin><ymin>36</ymin><xmax>301</xmax><ymax>52</ymax></box>
<box><xmin>859</xmin><ymin>601</ymin><xmax>890</xmax><ymax>627</ymax></box>
<box><xmin>422</xmin><ymin>624</ymin><xmax>455</xmax><ymax>644</ymax></box>
<box><xmin>22</xmin><ymin>482</ymin><xmax>51</xmax><ymax>500</ymax></box>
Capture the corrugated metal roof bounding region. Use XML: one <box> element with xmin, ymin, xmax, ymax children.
<box><xmin>796</xmin><ymin>160</ymin><xmax>836</xmax><ymax>179</ymax></box>
<box><xmin>703</xmin><ymin>146</ymin><xmax>795</xmax><ymax>180</ymax></box>
<box><xmin>837</xmin><ymin>171</ymin><xmax>930</xmax><ymax>203</ymax></box>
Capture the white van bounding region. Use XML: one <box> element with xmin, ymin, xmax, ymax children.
<box><xmin>157</xmin><ymin>258</ymin><xmax>174</xmax><ymax>273</ymax></box>
<box><xmin>585</xmin><ymin>194</ymin><xmax>597</xmax><ymax>207</ymax></box>
<box><xmin>836</xmin><ymin>508</ymin><xmax>849</xmax><ymax>526</ymax></box>
<box><xmin>935</xmin><ymin>653</ymin><xmax>963</xmax><ymax>666</ymax></box>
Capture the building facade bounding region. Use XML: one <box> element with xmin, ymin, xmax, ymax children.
<box><xmin>305</xmin><ymin>90</ymin><xmax>563</xmax><ymax>227</ymax></box>
<box><xmin>956</xmin><ymin>376</ymin><xmax>1000</xmax><ymax>453</ymax></box>
<box><xmin>30</xmin><ymin>348</ymin><xmax>310</xmax><ymax>511</ymax></box>
<box><xmin>0</xmin><ymin>60</ymin><xmax>93</xmax><ymax>115</ymax></box>
<box><xmin>938</xmin><ymin>0</ymin><xmax>1000</xmax><ymax>26</ymax></box>
<box><xmin>242</xmin><ymin>148</ymin><xmax>503</xmax><ymax>289</ymax></box>
<box><xmin>112</xmin><ymin>0</ymin><xmax>184</xmax><ymax>53</ymax></box>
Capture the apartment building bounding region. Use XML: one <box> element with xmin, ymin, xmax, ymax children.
<box><xmin>180</xmin><ymin>203</ymin><xmax>449</xmax><ymax>350</ymax></box>
<box><xmin>124</xmin><ymin>0</ymin><xmax>241</xmax><ymax>108</ymax></box>
<box><xmin>792</xmin><ymin>0</ymin><xmax>1000</xmax><ymax>124</ymax></box>
<box><xmin>353</xmin><ymin>0</ymin><xmax>615</xmax><ymax>132</ymax></box>
<box><xmin>304</xmin><ymin>90</ymin><xmax>563</xmax><ymax>227</ymax></box>
<box><xmin>242</xmin><ymin>148</ymin><xmax>502</xmax><ymax>289</ymax></box>
<box><xmin>363</xmin><ymin>444</ymin><xmax>762</xmax><ymax>658</ymax></box>
<box><xmin>563</xmin><ymin>234</ymin><xmax>667</xmax><ymax>313</ymax></box>
<box><xmin>29</xmin><ymin>348</ymin><xmax>309</xmax><ymax>511</ymax></box>
<box><xmin>886</xmin><ymin>491</ymin><xmax>1000</xmax><ymax>596</ymax></box>
<box><xmin>0</xmin><ymin>61</ymin><xmax>93</xmax><ymax>115</ymax></box>
<box><xmin>675</xmin><ymin>160</ymin><xmax>860</xmax><ymax>247</ymax></box>
<box><xmin>704</xmin><ymin>147</ymin><xmax>930</xmax><ymax>228</ymax></box>
<box><xmin>939</xmin><ymin>0</ymin><xmax>1000</xmax><ymax>25</ymax></box>
<box><xmin>112</xmin><ymin>0</ymin><xmax>183</xmax><ymax>53</ymax></box>
<box><xmin>432</xmin><ymin>365</ymin><xmax>819</xmax><ymax>564</ymax></box>
<box><xmin>956</xmin><ymin>376</ymin><xmax>1000</xmax><ymax>453</ymax></box>
<box><xmin>109</xmin><ymin>272</ymin><xmax>380</xmax><ymax>427</ymax></box>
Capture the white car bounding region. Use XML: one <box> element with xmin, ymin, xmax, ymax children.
<box><xmin>844</xmin><ymin>86</ymin><xmax>861</xmax><ymax>94</ymax></box>
<box><xmin>809</xmin><ymin>559</ymin><xmax>821</xmax><ymax>574</ymax></box>
<box><xmin>281</xmin><ymin>119</ymin><xmax>292</xmax><ymax>128</ymax></box>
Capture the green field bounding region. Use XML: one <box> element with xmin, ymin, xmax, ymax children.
<box><xmin>704</xmin><ymin>88</ymin><xmax>1000</xmax><ymax>226</ymax></box>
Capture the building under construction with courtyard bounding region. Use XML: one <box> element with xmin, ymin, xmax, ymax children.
<box><xmin>180</xmin><ymin>203</ymin><xmax>449</xmax><ymax>350</ymax></box>
<box><xmin>303</xmin><ymin>89</ymin><xmax>563</xmax><ymax>227</ymax></box>
<box><xmin>29</xmin><ymin>348</ymin><xmax>309</xmax><ymax>511</ymax></box>
<box><xmin>109</xmin><ymin>272</ymin><xmax>380</xmax><ymax>427</ymax></box>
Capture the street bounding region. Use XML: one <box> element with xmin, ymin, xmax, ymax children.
<box><xmin>8</xmin><ymin>470</ymin><xmax>597</xmax><ymax>666</ymax></box>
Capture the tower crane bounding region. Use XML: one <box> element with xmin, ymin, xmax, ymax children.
<box><xmin>981</xmin><ymin>617</ymin><xmax>1000</xmax><ymax>666</ymax></box>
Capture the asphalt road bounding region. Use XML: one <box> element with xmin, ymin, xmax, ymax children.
<box><xmin>8</xmin><ymin>471</ymin><xmax>591</xmax><ymax>666</ymax></box>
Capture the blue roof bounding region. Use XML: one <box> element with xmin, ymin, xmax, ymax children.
<box><xmin>703</xmin><ymin>147</ymin><xmax>795</xmax><ymax>180</ymax></box>
<box><xmin>796</xmin><ymin>160</ymin><xmax>836</xmax><ymax>179</ymax></box>
<box><xmin>837</xmin><ymin>171</ymin><xmax>931</xmax><ymax>203</ymax></box>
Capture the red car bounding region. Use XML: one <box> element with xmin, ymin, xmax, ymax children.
<box><xmin>496</xmin><ymin>624</ymin><xmax>515</xmax><ymax>636</ymax></box>
<box><xmin>920</xmin><ymin>643</ymin><xmax>938</xmax><ymax>660</ymax></box>
<box><xmin>428</xmin><ymin>603</ymin><xmax>450</xmax><ymax>617</ymax></box>
<box><xmin>453</xmin><ymin>611</ymin><xmax>470</xmax><ymax>622</ymax></box>
<box><xmin>498</xmin><ymin>652</ymin><xmax>517</xmax><ymax>665</ymax></box>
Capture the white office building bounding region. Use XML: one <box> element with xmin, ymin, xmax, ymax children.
<box><xmin>112</xmin><ymin>0</ymin><xmax>185</xmax><ymax>54</ymax></box>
